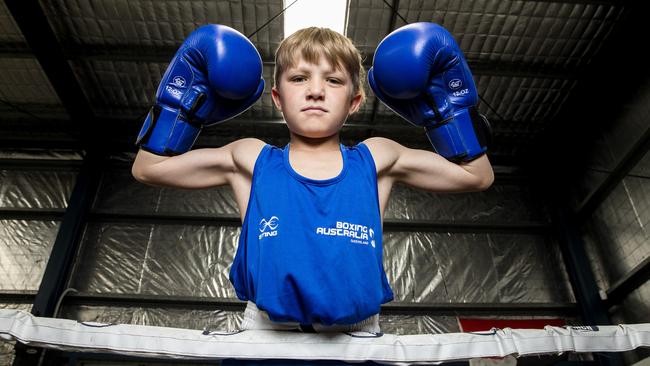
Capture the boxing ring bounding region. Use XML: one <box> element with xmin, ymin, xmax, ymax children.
<box><xmin>1</xmin><ymin>309</ymin><xmax>649</xmax><ymax>364</ymax></box>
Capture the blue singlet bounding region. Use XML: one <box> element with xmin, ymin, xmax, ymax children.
<box><xmin>229</xmin><ymin>142</ymin><xmax>394</xmax><ymax>326</ymax></box>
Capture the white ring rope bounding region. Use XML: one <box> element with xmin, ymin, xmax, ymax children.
<box><xmin>1</xmin><ymin>310</ymin><xmax>648</xmax><ymax>365</ymax></box>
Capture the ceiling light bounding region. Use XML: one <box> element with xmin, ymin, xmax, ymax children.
<box><xmin>283</xmin><ymin>0</ymin><xmax>348</xmax><ymax>37</ymax></box>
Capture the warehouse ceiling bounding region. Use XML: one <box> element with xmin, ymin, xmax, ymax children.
<box><xmin>0</xmin><ymin>0</ymin><xmax>640</xmax><ymax>166</ymax></box>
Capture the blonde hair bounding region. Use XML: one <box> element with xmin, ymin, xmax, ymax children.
<box><xmin>274</xmin><ymin>27</ymin><xmax>366</xmax><ymax>107</ymax></box>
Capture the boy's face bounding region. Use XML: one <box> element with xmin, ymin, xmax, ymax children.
<box><xmin>271</xmin><ymin>56</ymin><xmax>362</xmax><ymax>139</ymax></box>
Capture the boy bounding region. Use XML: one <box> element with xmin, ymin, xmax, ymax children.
<box><xmin>132</xmin><ymin>24</ymin><xmax>493</xmax><ymax>333</ymax></box>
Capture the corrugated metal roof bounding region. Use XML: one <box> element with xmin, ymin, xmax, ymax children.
<box><xmin>0</xmin><ymin>0</ymin><xmax>633</xmax><ymax>163</ymax></box>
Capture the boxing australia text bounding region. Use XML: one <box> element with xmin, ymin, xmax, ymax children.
<box><xmin>316</xmin><ymin>221</ymin><xmax>376</xmax><ymax>248</ymax></box>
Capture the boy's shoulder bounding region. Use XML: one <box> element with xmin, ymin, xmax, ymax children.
<box><xmin>230</xmin><ymin>137</ymin><xmax>267</xmax><ymax>154</ymax></box>
<box><xmin>361</xmin><ymin>136</ymin><xmax>402</xmax><ymax>156</ymax></box>
<box><xmin>229</xmin><ymin>138</ymin><xmax>268</xmax><ymax>175</ymax></box>
<box><xmin>360</xmin><ymin>137</ymin><xmax>403</xmax><ymax>175</ymax></box>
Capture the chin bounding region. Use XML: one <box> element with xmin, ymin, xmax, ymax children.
<box><xmin>286</xmin><ymin>120</ymin><xmax>344</xmax><ymax>139</ymax></box>
<box><xmin>292</xmin><ymin>129</ymin><xmax>339</xmax><ymax>139</ymax></box>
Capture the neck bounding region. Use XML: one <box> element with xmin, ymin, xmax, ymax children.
<box><xmin>288</xmin><ymin>132</ymin><xmax>341</xmax><ymax>152</ymax></box>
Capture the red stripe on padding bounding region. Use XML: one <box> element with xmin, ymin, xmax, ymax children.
<box><xmin>459</xmin><ymin>318</ymin><xmax>566</xmax><ymax>332</ymax></box>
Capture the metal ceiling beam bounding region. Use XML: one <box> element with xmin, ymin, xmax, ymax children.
<box><xmin>0</xmin><ymin>46</ymin><xmax>575</xmax><ymax>80</ymax></box>
<box><xmin>0</xmin><ymin>159</ymin><xmax>82</xmax><ymax>170</ymax></box>
<box><xmin>6</xmin><ymin>152</ymin><xmax>103</xmax><ymax>366</ymax></box>
<box><xmin>515</xmin><ymin>0</ymin><xmax>623</xmax><ymax>5</ymax></box>
<box><xmin>390</xmin><ymin>0</ymin><xmax>625</xmax><ymax>7</ymax></box>
<box><xmin>0</xmin><ymin>291</ymin><xmax>36</xmax><ymax>304</ymax></box>
<box><xmin>0</xmin><ymin>115</ymin><xmax>536</xmax><ymax>136</ymax></box>
<box><xmin>549</xmin><ymin>203</ymin><xmax>624</xmax><ymax>366</ymax></box>
<box><xmin>468</xmin><ymin>60</ymin><xmax>577</xmax><ymax>80</ymax></box>
<box><xmin>576</xmin><ymin>123</ymin><xmax>650</xmax><ymax>222</ymax></box>
<box><xmin>605</xmin><ymin>256</ymin><xmax>650</xmax><ymax>308</ymax></box>
<box><xmin>2</xmin><ymin>8</ymin><xmax>105</xmax><ymax>365</ymax></box>
<box><xmin>362</xmin><ymin>56</ymin><xmax>578</xmax><ymax>80</ymax></box>
<box><xmin>366</xmin><ymin>0</ymin><xmax>625</xmax><ymax>25</ymax></box>
<box><xmin>30</xmin><ymin>154</ymin><xmax>102</xmax><ymax>318</ymax></box>
<box><xmin>0</xmin><ymin>116</ymin><xmax>534</xmax><ymax>166</ymax></box>
<box><xmin>0</xmin><ymin>208</ymin><xmax>65</xmax><ymax>221</ymax></box>
<box><xmin>369</xmin><ymin>0</ymin><xmax>400</xmax><ymax>127</ymax></box>
<box><xmin>0</xmin><ymin>137</ymin><xmax>524</xmax><ymax>167</ymax></box>
<box><xmin>65</xmin><ymin>44</ymin><xmax>178</xmax><ymax>63</ymax></box>
<box><xmin>0</xmin><ymin>42</ymin><xmax>30</xmax><ymax>57</ymax></box>
<box><xmin>3</xmin><ymin>0</ymin><xmax>97</xmax><ymax>150</ymax></box>
<box><xmin>86</xmin><ymin>211</ymin><xmax>550</xmax><ymax>234</ymax></box>
<box><xmin>61</xmin><ymin>292</ymin><xmax>578</xmax><ymax>317</ymax></box>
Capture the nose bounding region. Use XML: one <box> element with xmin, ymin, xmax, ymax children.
<box><xmin>306</xmin><ymin>78</ymin><xmax>325</xmax><ymax>100</ymax></box>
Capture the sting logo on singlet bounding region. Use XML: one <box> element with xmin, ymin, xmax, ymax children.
<box><xmin>316</xmin><ymin>221</ymin><xmax>375</xmax><ymax>247</ymax></box>
<box><xmin>259</xmin><ymin>216</ymin><xmax>279</xmax><ymax>240</ymax></box>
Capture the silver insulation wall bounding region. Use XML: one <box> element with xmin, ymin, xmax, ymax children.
<box><xmin>0</xmin><ymin>151</ymin><xmax>80</xmax><ymax>366</ymax></box>
<box><xmin>0</xmin><ymin>151</ymin><xmax>577</xmax><ymax>364</ymax></box>
<box><xmin>1</xmin><ymin>154</ymin><xmax>574</xmax><ymax>317</ymax></box>
<box><xmin>70</xmin><ymin>180</ymin><xmax>572</xmax><ymax>300</ymax></box>
<box><xmin>0</xmin><ymin>168</ymin><xmax>76</xmax><ymax>291</ymax></box>
<box><xmin>577</xmin><ymin>78</ymin><xmax>650</xmax><ymax>364</ymax></box>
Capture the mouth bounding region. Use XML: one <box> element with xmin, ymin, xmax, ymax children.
<box><xmin>301</xmin><ymin>106</ymin><xmax>328</xmax><ymax>112</ymax></box>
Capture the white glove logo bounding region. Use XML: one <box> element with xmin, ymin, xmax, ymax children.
<box><xmin>172</xmin><ymin>76</ymin><xmax>186</xmax><ymax>87</ymax></box>
<box><xmin>449</xmin><ymin>79</ymin><xmax>462</xmax><ymax>90</ymax></box>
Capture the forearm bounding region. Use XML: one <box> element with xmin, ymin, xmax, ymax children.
<box><xmin>131</xmin><ymin>142</ymin><xmax>244</xmax><ymax>189</ymax></box>
<box><xmin>131</xmin><ymin>149</ymin><xmax>170</xmax><ymax>183</ymax></box>
<box><xmin>459</xmin><ymin>154</ymin><xmax>494</xmax><ymax>190</ymax></box>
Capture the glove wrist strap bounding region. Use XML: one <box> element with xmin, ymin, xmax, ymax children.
<box><xmin>424</xmin><ymin>107</ymin><xmax>491</xmax><ymax>162</ymax></box>
<box><xmin>135</xmin><ymin>104</ymin><xmax>202</xmax><ymax>156</ymax></box>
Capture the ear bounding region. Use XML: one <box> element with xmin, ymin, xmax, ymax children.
<box><xmin>271</xmin><ymin>86</ymin><xmax>282</xmax><ymax>111</ymax></box>
<box><xmin>348</xmin><ymin>93</ymin><xmax>362</xmax><ymax>115</ymax></box>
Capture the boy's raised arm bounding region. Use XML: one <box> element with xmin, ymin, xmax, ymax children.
<box><xmin>367</xmin><ymin>22</ymin><xmax>494</xmax><ymax>192</ymax></box>
<box><xmin>365</xmin><ymin>137</ymin><xmax>493</xmax><ymax>193</ymax></box>
<box><xmin>132</xmin><ymin>138</ymin><xmax>265</xmax><ymax>189</ymax></box>
<box><xmin>132</xmin><ymin>24</ymin><xmax>265</xmax><ymax>188</ymax></box>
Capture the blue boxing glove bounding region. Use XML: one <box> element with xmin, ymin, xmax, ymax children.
<box><xmin>136</xmin><ymin>24</ymin><xmax>265</xmax><ymax>156</ymax></box>
<box><xmin>369</xmin><ymin>22</ymin><xmax>490</xmax><ymax>162</ymax></box>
